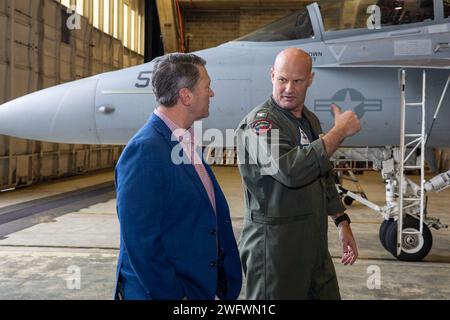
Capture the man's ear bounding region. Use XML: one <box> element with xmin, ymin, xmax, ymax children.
<box><xmin>270</xmin><ymin>67</ymin><xmax>275</xmax><ymax>83</ymax></box>
<box><xmin>179</xmin><ymin>88</ymin><xmax>192</xmax><ymax>106</ymax></box>
<box><xmin>308</xmin><ymin>72</ymin><xmax>315</xmax><ymax>87</ymax></box>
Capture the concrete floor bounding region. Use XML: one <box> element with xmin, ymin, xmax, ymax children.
<box><xmin>0</xmin><ymin>167</ymin><xmax>448</xmax><ymax>300</ymax></box>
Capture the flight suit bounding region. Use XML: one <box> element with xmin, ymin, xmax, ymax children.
<box><xmin>236</xmin><ymin>96</ymin><xmax>345</xmax><ymax>299</ymax></box>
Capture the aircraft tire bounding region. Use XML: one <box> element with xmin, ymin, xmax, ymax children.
<box><xmin>379</xmin><ymin>219</ymin><xmax>394</xmax><ymax>250</ymax></box>
<box><xmin>385</xmin><ymin>216</ymin><xmax>433</xmax><ymax>261</ymax></box>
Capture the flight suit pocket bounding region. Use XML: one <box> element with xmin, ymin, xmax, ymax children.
<box><xmin>265</xmin><ymin>186</ymin><xmax>314</xmax><ymax>220</ymax></box>
<box><xmin>251</xmin><ymin>212</ymin><xmax>312</xmax><ymax>225</ymax></box>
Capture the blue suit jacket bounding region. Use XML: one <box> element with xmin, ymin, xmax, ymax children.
<box><xmin>114</xmin><ymin>113</ymin><xmax>242</xmax><ymax>300</ymax></box>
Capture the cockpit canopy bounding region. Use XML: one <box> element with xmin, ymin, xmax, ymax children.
<box><xmin>323</xmin><ymin>0</ymin><xmax>434</xmax><ymax>31</ymax></box>
<box><xmin>235</xmin><ymin>8</ymin><xmax>313</xmax><ymax>42</ymax></box>
<box><xmin>237</xmin><ymin>0</ymin><xmax>439</xmax><ymax>42</ymax></box>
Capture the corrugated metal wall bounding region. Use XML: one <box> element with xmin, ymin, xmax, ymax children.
<box><xmin>0</xmin><ymin>0</ymin><xmax>144</xmax><ymax>191</ymax></box>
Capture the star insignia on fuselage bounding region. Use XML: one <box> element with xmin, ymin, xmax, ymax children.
<box><xmin>314</xmin><ymin>88</ymin><xmax>382</xmax><ymax>119</ymax></box>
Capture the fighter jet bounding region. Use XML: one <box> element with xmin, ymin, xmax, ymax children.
<box><xmin>0</xmin><ymin>0</ymin><xmax>449</xmax><ymax>260</ymax></box>
<box><xmin>1</xmin><ymin>0</ymin><xmax>449</xmax><ymax>146</ymax></box>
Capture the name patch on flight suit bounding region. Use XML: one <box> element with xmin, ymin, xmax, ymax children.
<box><xmin>251</xmin><ymin>119</ymin><xmax>273</xmax><ymax>135</ymax></box>
<box><xmin>256</xmin><ymin>112</ymin><xmax>268</xmax><ymax>118</ymax></box>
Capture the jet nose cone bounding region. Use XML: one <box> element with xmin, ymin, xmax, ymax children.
<box><xmin>0</xmin><ymin>78</ymin><xmax>99</xmax><ymax>144</ymax></box>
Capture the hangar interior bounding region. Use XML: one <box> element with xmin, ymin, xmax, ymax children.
<box><xmin>1</xmin><ymin>0</ymin><xmax>450</xmax><ymax>192</ymax></box>
<box><xmin>0</xmin><ymin>0</ymin><xmax>449</xmax><ymax>300</ymax></box>
<box><xmin>0</xmin><ymin>0</ymin><xmax>310</xmax><ymax>191</ymax></box>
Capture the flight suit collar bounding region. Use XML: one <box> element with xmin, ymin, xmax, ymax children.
<box><xmin>268</xmin><ymin>96</ymin><xmax>320</xmax><ymax>140</ymax></box>
<box><xmin>268</xmin><ymin>95</ymin><xmax>307</xmax><ymax>121</ymax></box>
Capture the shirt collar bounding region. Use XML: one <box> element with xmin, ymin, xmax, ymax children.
<box><xmin>154</xmin><ymin>108</ymin><xmax>195</xmax><ymax>144</ymax></box>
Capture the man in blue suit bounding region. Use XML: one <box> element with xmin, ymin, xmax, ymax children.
<box><xmin>114</xmin><ymin>53</ymin><xmax>242</xmax><ymax>300</ymax></box>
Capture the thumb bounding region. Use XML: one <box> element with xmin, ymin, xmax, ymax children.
<box><xmin>331</xmin><ymin>103</ymin><xmax>342</xmax><ymax>116</ymax></box>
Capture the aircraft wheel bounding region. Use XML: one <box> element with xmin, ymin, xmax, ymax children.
<box><xmin>379</xmin><ymin>219</ymin><xmax>394</xmax><ymax>250</ymax></box>
<box><xmin>385</xmin><ymin>216</ymin><xmax>433</xmax><ymax>261</ymax></box>
<box><xmin>343</xmin><ymin>196</ymin><xmax>354</xmax><ymax>206</ymax></box>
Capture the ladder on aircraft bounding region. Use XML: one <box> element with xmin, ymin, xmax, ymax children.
<box><xmin>397</xmin><ymin>69</ymin><xmax>427</xmax><ymax>256</ymax></box>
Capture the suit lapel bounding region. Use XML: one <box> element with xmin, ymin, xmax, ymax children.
<box><xmin>151</xmin><ymin>114</ymin><xmax>214</xmax><ymax>210</ymax></box>
<box><xmin>204</xmin><ymin>162</ymin><xmax>222</xmax><ymax>211</ymax></box>
<box><xmin>182</xmin><ymin>159</ymin><xmax>214</xmax><ymax>210</ymax></box>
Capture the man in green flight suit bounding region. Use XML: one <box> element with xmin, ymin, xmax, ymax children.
<box><xmin>236</xmin><ymin>48</ymin><xmax>360</xmax><ymax>299</ymax></box>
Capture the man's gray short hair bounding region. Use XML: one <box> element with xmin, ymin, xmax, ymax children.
<box><xmin>152</xmin><ymin>53</ymin><xmax>206</xmax><ymax>107</ymax></box>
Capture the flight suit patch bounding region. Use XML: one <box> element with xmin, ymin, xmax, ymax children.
<box><xmin>256</xmin><ymin>112</ymin><xmax>268</xmax><ymax>118</ymax></box>
<box><xmin>251</xmin><ymin>119</ymin><xmax>272</xmax><ymax>135</ymax></box>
